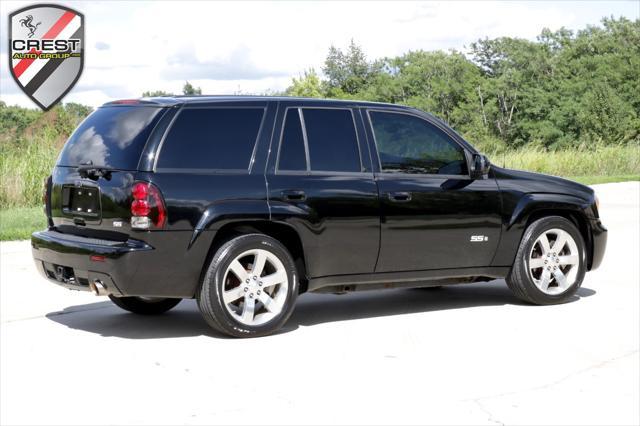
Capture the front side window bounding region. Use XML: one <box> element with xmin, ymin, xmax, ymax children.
<box><xmin>302</xmin><ymin>108</ymin><xmax>361</xmax><ymax>172</ymax></box>
<box><xmin>369</xmin><ymin>111</ymin><xmax>467</xmax><ymax>175</ymax></box>
<box><xmin>157</xmin><ymin>108</ymin><xmax>264</xmax><ymax>170</ymax></box>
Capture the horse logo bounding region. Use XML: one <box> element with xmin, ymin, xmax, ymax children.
<box><xmin>19</xmin><ymin>15</ymin><xmax>41</xmax><ymax>38</ymax></box>
<box><xmin>9</xmin><ymin>4</ymin><xmax>84</xmax><ymax>110</ymax></box>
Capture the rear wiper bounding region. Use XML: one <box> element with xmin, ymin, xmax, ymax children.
<box><xmin>77</xmin><ymin>165</ymin><xmax>114</xmax><ymax>180</ymax></box>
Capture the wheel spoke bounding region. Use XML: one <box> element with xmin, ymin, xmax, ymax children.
<box><xmin>558</xmin><ymin>254</ymin><xmax>579</xmax><ymax>265</ymax></box>
<box><xmin>538</xmin><ymin>233</ymin><xmax>551</xmax><ymax>254</ymax></box>
<box><xmin>538</xmin><ymin>268</ymin><xmax>551</xmax><ymax>291</ymax></box>
<box><xmin>552</xmin><ymin>230</ymin><xmax>568</xmax><ymax>253</ymax></box>
<box><xmin>529</xmin><ymin>258</ymin><xmax>545</xmax><ymax>269</ymax></box>
<box><xmin>228</xmin><ymin>260</ymin><xmax>248</xmax><ymax>282</ymax></box>
<box><xmin>222</xmin><ymin>248</ymin><xmax>290</xmax><ymax>326</ymax></box>
<box><xmin>223</xmin><ymin>286</ymin><xmax>245</xmax><ymax>304</ymax></box>
<box><xmin>553</xmin><ymin>269</ymin><xmax>568</xmax><ymax>290</ymax></box>
<box><xmin>258</xmin><ymin>292</ymin><xmax>282</xmax><ymax>314</ymax></box>
<box><xmin>260</xmin><ymin>269</ymin><xmax>287</xmax><ymax>288</ymax></box>
<box><xmin>241</xmin><ymin>296</ymin><xmax>255</xmax><ymax>322</ymax></box>
<box><xmin>252</xmin><ymin>251</ymin><xmax>267</xmax><ymax>277</ymax></box>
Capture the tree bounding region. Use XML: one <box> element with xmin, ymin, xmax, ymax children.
<box><xmin>142</xmin><ymin>90</ymin><xmax>173</xmax><ymax>97</ymax></box>
<box><xmin>285</xmin><ymin>69</ymin><xmax>324</xmax><ymax>98</ymax></box>
<box><xmin>323</xmin><ymin>40</ymin><xmax>373</xmax><ymax>96</ymax></box>
<box><xmin>182</xmin><ymin>81</ymin><xmax>202</xmax><ymax>95</ymax></box>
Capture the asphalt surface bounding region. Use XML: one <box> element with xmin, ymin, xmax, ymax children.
<box><xmin>1</xmin><ymin>182</ymin><xmax>638</xmax><ymax>425</ymax></box>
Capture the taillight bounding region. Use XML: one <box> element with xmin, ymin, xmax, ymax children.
<box><xmin>130</xmin><ymin>182</ymin><xmax>166</xmax><ymax>229</ymax></box>
<box><xmin>42</xmin><ymin>175</ymin><xmax>51</xmax><ymax>215</ymax></box>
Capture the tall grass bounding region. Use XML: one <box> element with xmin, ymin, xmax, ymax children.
<box><xmin>0</xmin><ymin>129</ymin><xmax>60</xmax><ymax>208</ymax></box>
<box><xmin>494</xmin><ymin>145</ymin><xmax>640</xmax><ymax>177</ymax></box>
<box><xmin>1</xmin><ymin>135</ymin><xmax>638</xmax><ymax>209</ymax></box>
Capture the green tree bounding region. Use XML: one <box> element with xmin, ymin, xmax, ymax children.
<box><xmin>285</xmin><ymin>69</ymin><xmax>324</xmax><ymax>98</ymax></box>
<box><xmin>182</xmin><ymin>81</ymin><xmax>202</xmax><ymax>95</ymax></box>
<box><xmin>142</xmin><ymin>89</ymin><xmax>173</xmax><ymax>97</ymax></box>
<box><xmin>323</xmin><ymin>40</ymin><xmax>373</xmax><ymax>96</ymax></box>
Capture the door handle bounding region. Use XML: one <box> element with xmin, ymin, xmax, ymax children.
<box><xmin>282</xmin><ymin>190</ymin><xmax>306</xmax><ymax>201</ymax></box>
<box><xmin>388</xmin><ymin>191</ymin><xmax>412</xmax><ymax>202</ymax></box>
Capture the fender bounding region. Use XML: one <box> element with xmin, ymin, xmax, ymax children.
<box><xmin>188</xmin><ymin>200</ymin><xmax>270</xmax><ymax>248</ymax></box>
<box><xmin>492</xmin><ymin>192</ymin><xmax>592</xmax><ymax>267</ymax></box>
<box><xmin>508</xmin><ymin>193</ymin><xmax>591</xmax><ymax>229</ymax></box>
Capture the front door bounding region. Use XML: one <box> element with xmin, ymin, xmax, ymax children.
<box><xmin>365</xmin><ymin>109</ymin><xmax>502</xmax><ymax>272</ymax></box>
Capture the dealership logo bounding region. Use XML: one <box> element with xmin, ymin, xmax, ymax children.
<box><xmin>9</xmin><ymin>4</ymin><xmax>84</xmax><ymax>111</ymax></box>
<box><xmin>19</xmin><ymin>15</ymin><xmax>41</xmax><ymax>38</ymax></box>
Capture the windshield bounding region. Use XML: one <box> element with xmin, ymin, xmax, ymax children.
<box><xmin>57</xmin><ymin>106</ymin><xmax>165</xmax><ymax>170</ymax></box>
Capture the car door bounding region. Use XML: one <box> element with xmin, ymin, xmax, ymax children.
<box><xmin>266</xmin><ymin>102</ymin><xmax>380</xmax><ymax>278</ymax></box>
<box><xmin>364</xmin><ymin>108</ymin><xmax>502</xmax><ymax>273</ymax></box>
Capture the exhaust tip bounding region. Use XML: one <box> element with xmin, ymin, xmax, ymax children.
<box><xmin>89</xmin><ymin>280</ymin><xmax>108</xmax><ymax>296</ymax></box>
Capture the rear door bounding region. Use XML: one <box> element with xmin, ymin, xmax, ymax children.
<box><xmin>266</xmin><ymin>102</ymin><xmax>380</xmax><ymax>279</ymax></box>
<box><xmin>50</xmin><ymin>104</ymin><xmax>169</xmax><ymax>239</ymax></box>
<box><xmin>365</xmin><ymin>109</ymin><xmax>502</xmax><ymax>272</ymax></box>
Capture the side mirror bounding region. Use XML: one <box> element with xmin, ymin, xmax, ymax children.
<box><xmin>470</xmin><ymin>154</ymin><xmax>490</xmax><ymax>179</ymax></box>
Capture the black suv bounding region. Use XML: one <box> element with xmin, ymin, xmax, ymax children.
<box><xmin>32</xmin><ymin>96</ymin><xmax>607</xmax><ymax>337</ymax></box>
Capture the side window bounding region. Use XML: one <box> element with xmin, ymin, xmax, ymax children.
<box><xmin>369</xmin><ymin>111</ymin><xmax>468</xmax><ymax>175</ymax></box>
<box><xmin>157</xmin><ymin>108</ymin><xmax>264</xmax><ymax>170</ymax></box>
<box><xmin>277</xmin><ymin>109</ymin><xmax>307</xmax><ymax>171</ymax></box>
<box><xmin>302</xmin><ymin>108</ymin><xmax>361</xmax><ymax>172</ymax></box>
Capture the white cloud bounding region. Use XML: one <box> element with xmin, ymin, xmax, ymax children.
<box><xmin>1</xmin><ymin>0</ymin><xmax>637</xmax><ymax>108</ymax></box>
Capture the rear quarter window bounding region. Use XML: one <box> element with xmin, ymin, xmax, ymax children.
<box><xmin>57</xmin><ymin>106</ymin><xmax>165</xmax><ymax>170</ymax></box>
<box><xmin>157</xmin><ymin>108</ymin><xmax>265</xmax><ymax>171</ymax></box>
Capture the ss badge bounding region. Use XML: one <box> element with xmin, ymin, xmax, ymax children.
<box><xmin>470</xmin><ymin>235</ymin><xmax>489</xmax><ymax>242</ymax></box>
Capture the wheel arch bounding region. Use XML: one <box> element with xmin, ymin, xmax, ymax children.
<box><xmin>495</xmin><ymin>193</ymin><xmax>594</xmax><ymax>268</ymax></box>
<box><xmin>198</xmin><ymin>220</ymin><xmax>309</xmax><ymax>294</ymax></box>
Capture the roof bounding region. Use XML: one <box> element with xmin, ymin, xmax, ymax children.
<box><xmin>103</xmin><ymin>95</ymin><xmax>414</xmax><ymax>109</ymax></box>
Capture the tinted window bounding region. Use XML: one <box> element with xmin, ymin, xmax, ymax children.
<box><xmin>58</xmin><ymin>106</ymin><xmax>164</xmax><ymax>170</ymax></box>
<box><xmin>157</xmin><ymin>108</ymin><xmax>264</xmax><ymax>170</ymax></box>
<box><xmin>302</xmin><ymin>109</ymin><xmax>361</xmax><ymax>172</ymax></box>
<box><xmin>278</xmin><ymin>109</ymin><xmax>307</xmax><ymax>171</ymax></box>
<box><xmin>369</xmin><ymin>112</ymin><xmax>467</xmax><ymax>175</ymax></box>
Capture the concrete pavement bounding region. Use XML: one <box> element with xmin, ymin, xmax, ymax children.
<box><xmin>1</xmin><ymin>182</ymin><xmax>638</xmax><ymax>425</ymax></box>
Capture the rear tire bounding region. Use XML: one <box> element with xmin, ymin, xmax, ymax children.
<box><xmin>197</xmin><ymin>234</ymin><xmax>299</xmax><ymax>338</ymax></box>
<box><xmin>506</xmin><ymin>216</ymin><xmax>586</xmax><ymax>305</ymax></box>
<box><xmin>108</xmin><ymin>295</ymin><xmax>181</xmax><ymax>315</ymax></box>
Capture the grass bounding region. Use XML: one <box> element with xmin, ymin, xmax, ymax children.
<box><xmin>1</xmin><ymin>140</ymin><xmax>638</xmax><ymax>240</ymax></box>
<box><xmin>567</xmin><ymin>174</ymin><xmax>640</xmax><ymax>185</ymax></box>
<box><xmin>0</xmin><ymin>131</ymin><xmax>60</xmax><ymax>208</ymax></box>
<box><xmin>0</xmin><ymin>207</ymin><xmax>46</xmax><ymax>241</ymax></box>
<box><xmin>0</xmin><ymin>173</ymin><xmax>638</xmax><ymax>241</ymax></box>
<box><xmin>493</xmin><ymin>145</ymin><xmax>640</xmax><ymax>177</ymax></box>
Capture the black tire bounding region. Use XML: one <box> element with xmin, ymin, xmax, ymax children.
<box><xmin>506</xmin><ymin>216</ymin><xmax>586</xmax><ymax>305</ymax></box>
<box><xmin>108</xmin><ymin>295</ymin><xmax>181</xmax><ymax>315</ymax></box>
<box><xmin>197</xmin><ymin>234</ymin><xmax>299</xmax><ymax>338</ymax></box>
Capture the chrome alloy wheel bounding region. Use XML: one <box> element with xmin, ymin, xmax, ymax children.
<box><xmin>528</xmin><ymin>228</ymin><xmax>580</xmax><ymax>295</ymax></box>
<box><xmin>221</xmin><ymin>249</ymin><xmax>289</xmax><ymax>326</ymax></box>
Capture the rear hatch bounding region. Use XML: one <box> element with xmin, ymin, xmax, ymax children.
<box><xmin>48</xmin><ymin>104</ymin><xmax>167</xmax><ymax>240</ymax></box>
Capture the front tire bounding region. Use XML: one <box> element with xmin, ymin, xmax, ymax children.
<box><xmin>197</xmin><ymin>234</ymin><xmax>299</xmax><ymax>338</ymax></box>
<box><xmin>108</xmin><ymin>295</ymin><xmax>181</xmax><ymax>315</ymax></box>
<box><xmin>506</xmin><ymin>216</ymin><xmax>586</xmax><ymax>305</ymax></box>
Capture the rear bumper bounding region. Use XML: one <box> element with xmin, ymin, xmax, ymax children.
<box><xmin>589</xmin><ymin>219</ymin><xmax>607</xmax><ymax>271</ymax></box>
<box><xmin>31</xmin><ymin>230</ymin><xmax>153</xmax><ymax>296</ymax></box>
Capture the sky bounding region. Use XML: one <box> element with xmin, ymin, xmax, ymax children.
<box><xmin>1</xmin><ymin>0</ymin><xmax>638</xmax><ymax>109</ymax></box>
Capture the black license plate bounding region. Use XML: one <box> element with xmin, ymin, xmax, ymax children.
<box><xmin>62</xmin><ymin>185</ymin><xmax>100</xmax><ymax>217</ymax></box>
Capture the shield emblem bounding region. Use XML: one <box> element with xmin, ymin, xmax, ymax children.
<box><xmin>9</xmin><ymin>4</ymin><xmax>84</xmax><ymax>111</ymax></box>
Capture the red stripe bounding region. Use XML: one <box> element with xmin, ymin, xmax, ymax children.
<box><xmin>12</xmin><ymin>48</ymin><xmax>41</xmax><ymax>78</ymax></box>
<box><xmin>13</xmin><ymin>11</ymin><xmax>76</xmax><ymax>78</ymax></box>
<box><xmin>42</xmin><ymin>11</ymin><xmax>76</xmax><ymax>39</ymax></box>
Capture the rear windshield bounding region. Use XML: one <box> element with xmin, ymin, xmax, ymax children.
<box><xmin>57</xmin><ymin>106</ymin><xmax>165</xmax><ymax>170</ymax></box>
